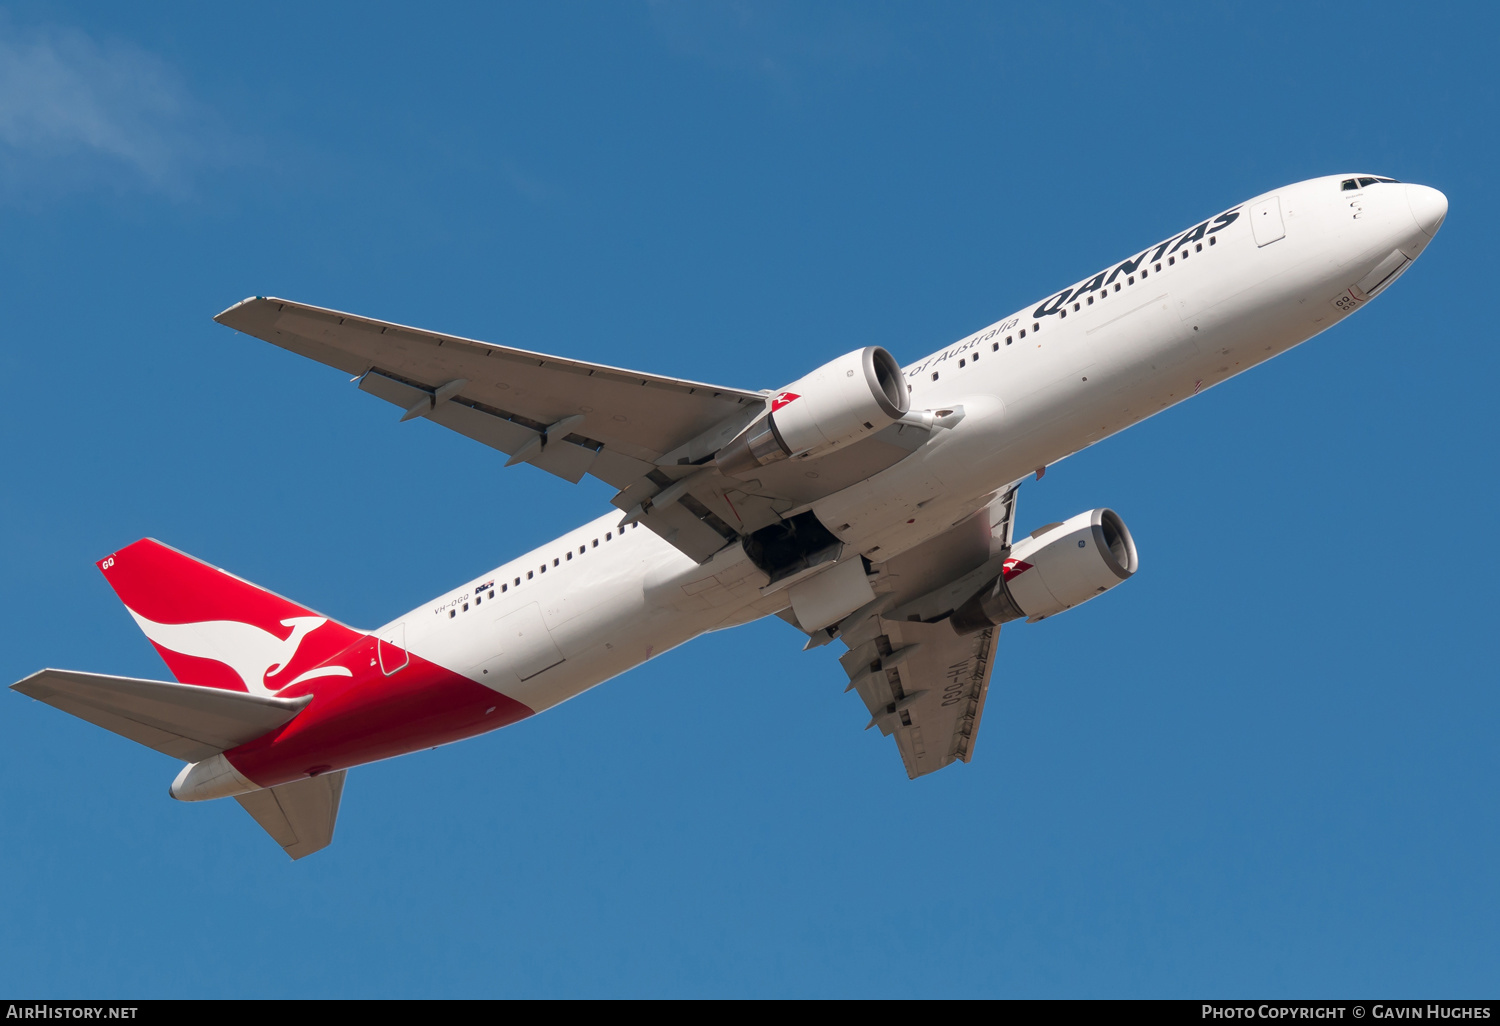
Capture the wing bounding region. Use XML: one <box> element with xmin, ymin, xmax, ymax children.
<box><xmin>215</xmin><ymin>297</ymin><xmax>936</xmax><ymax>563</ymax></box>
<box><xmin>215</xmin><ymin>296</ymin><xmax>767</xmax><ymax>560</ymax></box>
<box><xmin>840</xmin><ymin>617</ymin><xmax>999</xmax><ymax>778</ymax></box>
<box><xmin>215</xmin><ymin>296</ymin><xmax>765</xmax><ymax>472</ymax></box>
<box><xmin>827</xmin><ymin>484</ymin><xmax>1019</xmax><ymax>778</ymax></box>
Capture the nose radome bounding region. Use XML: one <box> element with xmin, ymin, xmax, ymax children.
<box><xmin>1406</xmin><ymin>184</ymin><xmax>1448</xmax><ymax>238</ymax></box>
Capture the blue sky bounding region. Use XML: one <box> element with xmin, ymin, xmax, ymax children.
<box><xmin>1</xmin><ymin>1</ymin><xmax>1495</xmax><ymax>998</ymax></box>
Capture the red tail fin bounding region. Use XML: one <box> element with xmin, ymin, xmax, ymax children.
<box><xmin>98</xmin><ymin>539</ymin><xmax>364</xmax><ymax>696</ymax></box>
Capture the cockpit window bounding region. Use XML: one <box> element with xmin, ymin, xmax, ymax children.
<box><xmin>1343</xmin><ymin>176</ymin><xmax>1401</xmax><ymax>191</ymax></box>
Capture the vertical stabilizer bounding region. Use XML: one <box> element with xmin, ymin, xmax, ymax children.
<box><xmin>98</xmin><ymin>539</ymin><xmax>364</xmax><ymax>696</ymax></box>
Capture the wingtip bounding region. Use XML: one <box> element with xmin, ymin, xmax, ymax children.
<box><xmin>10</xmin><ymin>671</ymin><xmax>45</xmax><ymax>694</ymax></box>
<box><xmin>213</xmin><ymin>295</ymin><xmax>274</xmax><ymax>325</ymax></box>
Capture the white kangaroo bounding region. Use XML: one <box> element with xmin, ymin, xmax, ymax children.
<box><xmin>125</xmin><ymin>611</ymin><xmax>348</xmax><ymax>696</ymax></box>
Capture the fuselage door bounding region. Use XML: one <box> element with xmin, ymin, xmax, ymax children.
<box><xmin>378</xmin><ymin>622</ymin><xmax>409</xmax><ymax>675</ymax></box>
<box><xmin>1250</xmin><ymin>196</ymin><xmax>1286</xmax><ymax>247</ymax></box>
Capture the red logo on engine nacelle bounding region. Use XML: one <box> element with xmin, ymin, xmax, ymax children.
<box><xmin>770</xmin><ymin>391</ymin><xmax>801</xmax><ymax>412</ymax></box>
<box><xmin>1001</xmin><ymin>557</ymin><xmax>1033</xmax><ymax>580</ymax></box>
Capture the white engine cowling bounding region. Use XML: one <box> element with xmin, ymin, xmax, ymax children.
<box><xmin>716</xmin><ymin>347</ymin><xmax>909</xmax><ymax>477</ymax></box>
<box><xmin>951</xmin><ymin>508</ymin><xmax>1138</xmax><ymax>631</ymax></box>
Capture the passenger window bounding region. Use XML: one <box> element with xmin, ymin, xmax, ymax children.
<box><xmin>463</xmin><ymin>602</ymin><xmax>469</xmax><ymax>611</ymax></box>
<box><xmin>958</xmin><ymin>358</ymin><xmax>965</xmax><ymax>368</ymax></box>
<box><xmin>1019</xmin><ymin>328</ymin><xmax>1026</xmax><ymax>338</ymax></box>
<box><xmin>1128</xmin><ymin>276</ymin><xmax>1135</xmax><ymax>285</ymax></box>
<box><xmin>606</xmin><ymin>532</ymin><xmax>612</xmax><ymax>540</ymax></box>
<box><xmin>1033</xmin><ymin>322</ymin><xmax>1039</xmax><ymax>331</ymax></box>
<box><xmin>566</xmin><ymin>551</ymin><xmax>572</xmax><ymax>560</ymax></box>
<box><xmin>501</xmin><ymin>584</ymin><xmax>508</xmax><ymax>593</ymax></box>
<box><xmin>1195</xmin><ymin>242</ymin><xmax>1202</xmax><ymax>252</ymax></box>
<box><xmin>475</xmin><ymin>595</ymin><xmax>481</xmax><ymax>606</ymax></box>
<box><xmin>553</xmin><ymin>558</ymin><xmax>559</xmax><ymax>567</ymax></box>
<box><xmin>932</xmin><ymin>372</ymin><xmax>939</xmax><ymax>381</ymax></box>
<box><xmin>1114</xmin><ymin>283</ymin><xmax>1121</xmax><ymax>292</ymax></box>
<box><xmin>1073</xmin><ymin>302</ymin><xmax>1080</xmax><ymax>311</ymax></box>
<box><xmin>489</xmin><ymin>590</ymin><xmax>495</xmax><ymax>599</ymax></box>
<box><xmin>1087</xmin><ymin>296</ymin><xmax>1094</xmax><ymax>305</ymax></box>
<box><xmin>449</xmin><ymin>609</ymin><xmax>456</xmax><ymax>619</ymax></box>
<box><xmin>992</xmin><ymin>342</ymin><xmax>999</xmax><ymax>351</ymax></box>
<box><xmin>593</xmin><ymin>539</ymin><xmax>598</xmax><ymax>547</ymax></box>
<box><xmin>528</xmin><ymin>571</ymin><xmax>534</xmax><ymax>579</ymax></box>
<box><xmin>579</xmin><ymin>546</ymin><xmax>586</xmax><ymax>554</ymax></box>
<box><xmin>1006</xmin><ymin>336</ymin><xmax>1013</xmax><ymax>345</ymax></box>
<box><xmin>514</xmin><ymin>577</ymin><xmax>520</xmax><ymax>586</ymax></box>
<box><xmin>1142</xmin><ymin>269</ymin><xmax>1148</xmax><ymax>278</ymax></box>
<box><xmin>1154</xmin><ymin>262</ymin><xmax>1162</xmax><ymax>271</ymax></box>
<box><xmin>1169</xmin><ymin>256</ymin><xmax>1175</xmax><ymax>265</ymax></box>
<box><xmin>1209</xmin><ymin>236</ymin><xmax>1216</xmax><ymax>246</ymax></box>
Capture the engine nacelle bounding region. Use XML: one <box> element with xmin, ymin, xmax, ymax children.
<box><xmin>951</xmin><ymin>508</ymin><xmax>1138</xmax><ymax>632</ymax></box>
<box><xmin>716</xmin><ymin>346</ymin><xmax>909</xmax><ymax>477</ymax></box>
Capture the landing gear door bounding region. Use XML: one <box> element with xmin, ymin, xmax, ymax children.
<box><xmin>1250</xmin><ymin>196</ymin><xmax>1286</xmax><ymax>247</ymax></box>
<box><xmin>378</xmin><ymin>622</ymin><xmax>409</xmax><ymax>675</ymax></box>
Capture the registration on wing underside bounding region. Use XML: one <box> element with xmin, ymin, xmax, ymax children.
<box><xmin>838</xmin><ymin>616</ymin><xmax>998</xmax><ymax>779</ymax></box>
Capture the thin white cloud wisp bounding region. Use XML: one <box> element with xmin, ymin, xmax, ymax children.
<box><xmin>0</xmin><ymin>18</ymin><xmax>221</xmax><ymax>196</ymax></box>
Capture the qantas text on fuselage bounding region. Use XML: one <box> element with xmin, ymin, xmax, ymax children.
<box><xmin>905</xmin><ymin>207</ymin><xmax>1242</xmax><ymax>380</ymax></box>
<box><xmin>12</xmin><ymin>174</ymin><xmax>1446</xmax><ymax>858</ymax></box>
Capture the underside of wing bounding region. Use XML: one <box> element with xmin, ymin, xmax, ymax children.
<box><xmin>216</xmin><ymin>296</ymin><xmax>763</xmax><ymax>469</ymax></box>
<box><xmin>822</xmin><ymin>484</ymin><xmax>1020</xmax><ymax>778</ymax></box>
<box><xmin>841</xmin><ymin>617</ymin><xmax>1000</xmax><ymax>778</ymax></box>
<box><xmin>216</xmin><ymin>296</ymin><xmax>944</xmax><ymax>565</ymax></box>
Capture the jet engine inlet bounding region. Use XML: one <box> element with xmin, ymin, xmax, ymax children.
<box><xmin>716</xmin><ymin>346</ymin><xmax>909</xmax><ymax>477</ymax></box>
<box><xmin>951</xmin><ymin>508</ymin><xmax>1139</xmax><ymax>633</ymax></box>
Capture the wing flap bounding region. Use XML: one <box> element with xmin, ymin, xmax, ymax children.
<box><xmin>11</xmin><ymin>669</ymin><xmax>310</xmax><ymax>762</ymax></box>
<box><xmin>235</xmin><ymin>770</ymin><xmax>346</xmax><ymax>860</ymax></box>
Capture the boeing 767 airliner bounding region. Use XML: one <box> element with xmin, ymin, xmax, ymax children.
<box><xmin>12</xmin><ymin>174</ymin><xmax>1447</xmax><ymax>858</ymax></box>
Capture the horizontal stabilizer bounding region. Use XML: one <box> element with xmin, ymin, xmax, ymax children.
<box><xmin>235</xmin><ymin>771</ymin><xmax>346</xmax><ymax>860</ymax></box>
<box><xmin>11</xmin><ymin>669</ymin><xmax>310</xmax><ymax>762</ymax></box>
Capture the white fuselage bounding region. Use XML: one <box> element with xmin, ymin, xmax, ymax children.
<box><xmin>391</xmin><ymin>175</ymin><xmax>1443</xmax><ymax>716</ymax></box>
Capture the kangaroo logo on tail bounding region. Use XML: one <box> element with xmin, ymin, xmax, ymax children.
<box><xmin>99</xmin><ymin>538</ymin><xmax>367</xmax><ymax>694</ymax></box>
<box><xmin>126</xmin><ymin>610</ymin><xmax>353</xmax><ymax>696</ymax></box>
